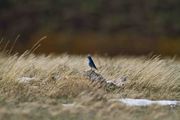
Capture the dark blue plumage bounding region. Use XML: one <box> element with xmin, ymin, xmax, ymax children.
<box><xmin>87</xmin><ymin>55</ymin><xmax>97</xmax><ymax>70</ymax></box>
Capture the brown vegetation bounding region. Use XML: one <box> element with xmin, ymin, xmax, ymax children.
<box><xmin>0</xmin><ymin>52</ymin><xmax>179</xmax><ymax>119</ymax></box>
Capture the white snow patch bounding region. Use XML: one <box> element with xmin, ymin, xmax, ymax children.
<box><xmin>62</xmin><ymin>103</ymin><xmax>75</xmax><ymax>108</ymax></box>
<box><xmin>110</xmin><ymin>98</ymin><xmax>180</xmax><ymax>107</ymax></box>
<box><xmin>17</xmin><ymin>77</ymin><xmax>36</xmax><ymax>83</ymax></box>
<box><xmin>62</xmin><ymin>103</ymin><xmax>84</xmax><ymax>109</ymax></box>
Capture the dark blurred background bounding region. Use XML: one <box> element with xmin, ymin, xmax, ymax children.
<box><xmin>0</xmin><ymin>0</ymin><xmax>180</xmax><ymax>56</ymax></box>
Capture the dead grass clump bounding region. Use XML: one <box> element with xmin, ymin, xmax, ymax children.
<box><xmin>44</xmin><ymin>77</ymin><xmax>92</xmax><ymax>98</ymax></box>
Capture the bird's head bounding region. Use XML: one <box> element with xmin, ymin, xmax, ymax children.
<box><xmin>87</xmin><ymin>54</ymin><xmax>92</xmax><ymax>59</ymax></box>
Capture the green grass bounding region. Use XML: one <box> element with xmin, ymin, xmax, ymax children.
<box><xmin>0</xmin><ymin>53</ymin><xmax>179</xmax><ymax>120</ymax></box>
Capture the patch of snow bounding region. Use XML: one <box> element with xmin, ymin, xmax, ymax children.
<box><xmin>152</xmin><ymin>100</ymin><xmax>178</xmax><ymax>106</ymax></box>
<box><xmin>110</xmin><ymin>98</ymin><xmax>180</xmax><ymax>107</ymax></box>
<box><xmin>17</xmin><ymin>77</ymin><xmax>36</xmax><ymax>83</ymax></box>
<box><xmin>62</xmin><ymin>103</ymin><xmax>75</xmax><ymax>108</ymax></box>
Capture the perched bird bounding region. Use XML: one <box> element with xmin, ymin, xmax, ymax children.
<box><xmin>87</xmin><ymin>54</ymin><xmax>97</xmax><ymax>70</ymax></box>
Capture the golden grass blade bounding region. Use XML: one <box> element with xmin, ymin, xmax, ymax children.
<box><xmin>0</xmin><ymin>38</ymin><xmax>4</xmax><ymax>51</ymax></box>
<box><xmin>8</xmin><ymin>34</ymin><xmax>20</xmax><ymax>55</ymax></box>
<box><xmin>29</xmin><ymin>36</ymin><xmax>47</xmax><ymax>54</ymax></box>
<box><xmin>2</xmin><ymin>40</ymin><xmax>10</xmax><ymax>54</ymax></box>
<box><xmin>31</xmin><ymin>44</ymin><xmax>41</xmax><ymax>53</ymax></box>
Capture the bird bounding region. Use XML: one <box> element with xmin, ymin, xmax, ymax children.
<box><xmin>87</xmin><ymin>54</ymin><xmax>97</xmax><ymax>70</ymax></box>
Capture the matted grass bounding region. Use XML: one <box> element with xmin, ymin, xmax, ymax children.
<box><xmin>0</xmin><ymin>53</ymin><xmax>179</xmax><ymax>120</ymax></box>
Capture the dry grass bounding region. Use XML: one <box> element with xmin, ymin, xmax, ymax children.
<box><xmin>0</xmin><ymin>52</ymin><xmax>179</xmax><ymax>120</ymax></box>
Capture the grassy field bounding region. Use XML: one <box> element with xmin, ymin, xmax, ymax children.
<box><xmin>0</xmin><ymin>52</ymin><xmax>180</xmax><ymax>120</ymax></box>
